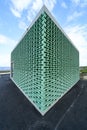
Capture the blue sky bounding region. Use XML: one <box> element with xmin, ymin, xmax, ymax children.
<box><xmin>0</xmin><ymin>0</ymin><xmax>87</xmax><ymax>67</ymax></box>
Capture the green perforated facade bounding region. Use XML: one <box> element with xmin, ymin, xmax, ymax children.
<box><xmin>11</xmin><ymin>6</ymin><xmax>79</xmax><ymax>115</ymax></box>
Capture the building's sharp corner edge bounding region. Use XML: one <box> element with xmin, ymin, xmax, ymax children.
<box><xmin>10</xmin><ymin>76</ymin><xmax>80</xmax><ymax>116</ymax></box>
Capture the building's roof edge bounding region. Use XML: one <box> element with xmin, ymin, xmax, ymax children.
<box><xmin>42</xmin><ymin>5</ymin><xmax>79</xmax><ymax>52</ymax></box>
<box><xmin>11</xmin><ymin>5</ymin><xmax>45</xmax><ymax>53</ymax></box>
<box><xmin>11</xmin><ymin>5</ymin><xmax>79</xmax><ymax>53</ymax></box>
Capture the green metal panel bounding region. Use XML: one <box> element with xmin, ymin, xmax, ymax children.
<box><xmin>11</xmin><ymin>7</ymin><xmax>79</xmax><ymax>115</ymax></box>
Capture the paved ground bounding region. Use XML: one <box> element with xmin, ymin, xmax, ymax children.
<box><xmin>0</xmin><ymin>74</ymin><xmax>87</xmax><ymax>130</ymax></box>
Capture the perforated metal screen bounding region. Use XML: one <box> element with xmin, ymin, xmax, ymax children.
<box><xmin>11</xmin><ymin>6</ymin><xmax>79</xmax><ymax>115</ymax></box>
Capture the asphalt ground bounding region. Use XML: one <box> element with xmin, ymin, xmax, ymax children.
<box><xmin>0</xmin><ymin>74</ymin><xmax>87</xmax><ymax>130</ymax></box>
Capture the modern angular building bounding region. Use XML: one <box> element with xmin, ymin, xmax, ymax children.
<box><xmin>11</xmin><ymin>5</ymin><xmax>79</xmax><ymax>115</ymax></box>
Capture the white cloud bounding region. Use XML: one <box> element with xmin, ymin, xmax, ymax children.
<box><xmin>61</xmin><ymin>1</ymin><xmax>68</xmax><ymax>9</ymax></box>
<box><xmin>19</xmin><ymin>21</ymin><xmax>28</xmax><ymax>30</ymax></box>
<box><xmin>10</xmin><ymin>7</ymin><xmax>21</xmax><ymax>18</ymax></box>
<box><xmin>71</xmin><ymin>0</ymin><xmax>87</xmax><ymax>7</ymax></box>
<box><xmin>67</xmin><ymin>11</ymin><xmax>83</xmax><ymax>22</ymax></box>
<box><xmin>64</xmin><ymin>24</ymin><xmax>87</xmax><ymax>66</ymax></box>
<box><xmin>71</xmin><ymin>0</ymin><xmax>80</xmax><ymax>5</ymax></box>
<box><xmin>0</xmin><ymin>34</ymin><xmax>16</xmax><ymax>47</ymax></box>
<box><xmin>32</xmin><ymin>0</ymin><xmax>43</xmax><ymax>11</ymax></box>
<box><xmin>10</xmin><ymin>0</ymin><xmax>32</xmax><ymax>17</ymax></box>
<box><xmin>0</xmin><ymin>34</ymin><xmax>17</xmax><ymax>67</ymax></box>
<box><xmin>81</xmin><ymin>1</ymin><xmax>87</xmax><ymax>7</ymax></box>
<box><xmin>0</xmin><ymin>54</ymin><xmax>10</xmax><ymax>67</ymax></box>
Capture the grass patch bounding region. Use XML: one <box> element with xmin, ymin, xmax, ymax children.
<box><xmin>80</xmin><ymin>66</ymin><xmax>87</xmax><ymax>74</ymax></box>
